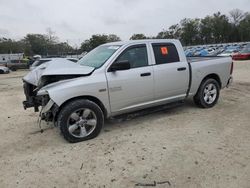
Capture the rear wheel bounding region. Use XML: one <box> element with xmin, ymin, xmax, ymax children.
<box><xmin>58</xmin><ymin>99</ymin><xmax>104</xmax><ymax>143</ymax></box>
<box><xmin>0</xmin><ymin>70</ymin><xmax>4</xmax><ymax>74</ymax></box>
<box><xmin>193</xmin><ymin>78</ymin><xmax>220</xmax><ymax>108</ymax></box>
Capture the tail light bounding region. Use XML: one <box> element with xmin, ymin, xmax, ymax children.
<box><xmin>230</xmin><ymin>61</ymin><xmax>234</xmax><ymax>75</ymax></box>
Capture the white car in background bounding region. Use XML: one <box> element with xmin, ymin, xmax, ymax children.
<box><xmin>218</xmin><ymin>49</ymin><xmax>238</xmax><ymax>57</ymax></box>
<box><xmin>0</xmin><ymin>66</ymin><xmax>10</xmax><ymax>74</ymax></box>
<box><xmin>30</xmin><ymin>58</ymin><xmax>78</xmax><ymax>71</ymax></box>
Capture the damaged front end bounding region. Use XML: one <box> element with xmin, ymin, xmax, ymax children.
<box><xmin>22</xmin><ymin>78</ymin><xmax>59</xmax><ymax>124</ymax></box>
<box><xmin>23</xmin><ymin>81</ymin><xmax>41</xmax><ymax>112</ymax></box>
<box><xmin>22</xmin><ymin>59</ymin><xmax>95</xmax><ymax>124</ymax></box>
<box><xmin>22</xmin><ymin>75</ymin><xmax>83</xmax><ymax>122</ymax></box>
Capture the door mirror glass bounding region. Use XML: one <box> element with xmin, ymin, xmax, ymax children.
<box><xmin>109</xmin><ymin>60</ymin><xmax>130</xmax><ymax>71</ymax></box>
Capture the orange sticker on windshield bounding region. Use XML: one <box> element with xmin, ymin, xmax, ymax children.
<box><xmin>161</xmin><ymin>47</ymin><xmax>168</xmax><ymax>55</ymax></box>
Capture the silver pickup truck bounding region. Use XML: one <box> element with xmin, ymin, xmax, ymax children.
<box><xmin>23</xmin><ymin>39</ymin><xmax>233</xmax><ymax>142</ymax></box>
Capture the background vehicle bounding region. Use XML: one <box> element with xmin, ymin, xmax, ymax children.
<box><xmin>184</xmin><ymin>42</ymin><xmax>249</xmax><ymax>57</ymax></box>
<box><xmin>29</xmin><ymin>57</ymin><xmax>78</xmax><ymax>70</ymax></box>
<box><xmin>233</xmin><ymin>44</ymin><xmax>250</xmax><ymax>60</ymax></box>
<box><xmin>0</xmin><ymin>53</ymin><xmax>24</xmax><ymax>64</ymax></box>
<box><xmin>7</xmin><ymin>59</ymin><xmax>29</xmax><ymax>71</ymax></box>
<box><xmin>0</xmin><ymin>66</ymin><xmax>10</xmax><ymax>74</ymax></box>
<box><xmin>0</xmin><ymin>53</ymin><xmax>27</xmax><ymax>71</ymax></box>
<box><xmin>23</xmin><ymin>39</ymin><xmax>233</xmax><ymax>143</ymax></box>
<box><xmin>218</xmin><ymin>48</ymin><xmax>239</xmax><ymax>57</ymax></box>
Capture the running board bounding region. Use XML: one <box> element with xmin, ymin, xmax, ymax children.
<box><xmin>110</xmin><ymin>100</ymin><xmax>184</xmax><ymax>122</ymax></box>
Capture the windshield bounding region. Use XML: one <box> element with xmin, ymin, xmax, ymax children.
<box><xmin>78</xmin><ymin>45</ymin><xmax>121</xmax><ymax>68</ymax></box>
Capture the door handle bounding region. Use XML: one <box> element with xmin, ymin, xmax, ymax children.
<box><xmin>177</xmin><ymin>67</ymin><xmax>187</xmax><ymax>71</ymax></box>
<box><xmin>140</xmin><ymin>72</ymin><xmax>151</xmax><ymax>77</ymax></box>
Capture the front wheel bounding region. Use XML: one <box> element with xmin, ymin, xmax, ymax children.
<box><xmin>58</xmin><ymin>99</ymin><xmax>104</xmax><ymax>143</ymax></box>
<box><xmin>10</xmin><ymin>67</ymin><xmax>16</xmax><ymax>71</ymax></box>
<box><xmin>193</xmin><ymin>78</ymin><xmax>220</xmax><ymax>108</ymax></box>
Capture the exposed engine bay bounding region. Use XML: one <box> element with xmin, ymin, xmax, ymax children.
<box><xmin>22</xmin><ymin>59</ymin><xmax>95</xmax><ymax>123</ymax></box>
<box><xmin>23</xmin><ymin>75</ymin><xmax>83</xmax><ymax>112</ymax></box>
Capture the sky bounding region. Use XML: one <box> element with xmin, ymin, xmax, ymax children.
<box><xmin>0</xmin><ymin>0</ymin><xmax>249</xmax><ymax>47</ymax></box>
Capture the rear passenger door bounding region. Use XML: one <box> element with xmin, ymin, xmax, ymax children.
<box><xmin>152</xmin><ymin>43</ymin><xmax>189</xmax><ymax>101</ymax></box>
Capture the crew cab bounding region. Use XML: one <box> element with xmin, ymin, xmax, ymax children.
<box><xmin>22</xmin><ymin>39</ymin><xmax>233</xmax><ymax>143</ymax></box>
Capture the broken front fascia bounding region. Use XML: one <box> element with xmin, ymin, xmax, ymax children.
<box><xmin>22</xmin><ymin>59</ymin><xmax>95</xmax><ymax>111</ymax></box>
<box><xmin>41</xmin><ymin>99</ymin><xmax>55</xmax><ymax>114</ymax></box>
<box><xmin>23</xmin><ymin>59</ymin><xmax>95</xmax><ymax>86</ymax></box>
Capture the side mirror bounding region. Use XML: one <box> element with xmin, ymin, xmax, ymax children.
<box><xmin>109</xmin><ymin>60</ymin><xmax>130</xmax><ymax>72</ymax></box>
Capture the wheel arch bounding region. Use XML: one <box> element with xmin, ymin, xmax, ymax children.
<box><xmin>194</xmin><ymin>73</ymin><xmax>221</xmax><ymax>96</ymax></box>
<box><xmin>56</xmin><ymin>95</ymin><xmax>108</xmax><ymax>120</ymax></box>
<box><xmin>200</xmin><ymin>73</ymin><xmax>221</xmax><ymax>88</ymax></box>
<box><xmin>193</xmin><ymin>73</ymin><xmax>221</xmax><ymax>108</ymax></box>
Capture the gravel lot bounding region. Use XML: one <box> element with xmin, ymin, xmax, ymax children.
<box><xmin>0</xmin><ymin>61</ymin><xmax>250</xmax><ymax>188</ymax></box>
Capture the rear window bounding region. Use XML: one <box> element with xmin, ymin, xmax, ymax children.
<box><xmin>152</xmin><ymin>43</ymin><xmax>180</xmax><ymax>64</ymax></box>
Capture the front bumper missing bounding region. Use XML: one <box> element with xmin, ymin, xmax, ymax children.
<box><xmin>23</xmin><ymin>81</ymin><xmax>40</xmax><ymax>112</ymax></box>
<box><xmin>23</xmin><ymin>96</ymin><xmax>43</xmax><ymax>112</ymax></box>
<box><xmin>23</xmin><ymin>100</ymin><xmax>37</xmax><ymax>110</ymax></box>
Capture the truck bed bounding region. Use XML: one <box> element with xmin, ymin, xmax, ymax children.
<box><xmin>187</xmin><ymin>55</ymin><xmax>232</xmax><ymax>97</ymax></box>
<box><xmin>187</xmin><ymin>56</ymin><xmax>228</xmax><ymax>63</ymax></box>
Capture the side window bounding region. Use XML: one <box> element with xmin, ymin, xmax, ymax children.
<box><xmin>152</xmin><ymin>43</ymin><xmax>180</xmax><ymax>64</ymax></box>
<box><xmin>116</xmin><ymin>45</ymin><xmax>148</xmax><ymax>68</ymax></box>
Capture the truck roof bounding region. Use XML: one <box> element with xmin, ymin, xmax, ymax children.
<box><xmin>103</xmin><ymin>39</ymin><xmax>180</xmax><ymax>46</ymax></box>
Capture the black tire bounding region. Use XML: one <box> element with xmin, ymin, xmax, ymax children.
<box><xmin>10</xmin><ymin>67</ymin><xmax>16</xmax><ymax>71</ymax></box>
<box><xmin>0</xmin><ymin>70</ymin><xmax>4</xmax><ymax>74</ymax></box>
<box><xmin>58</xmin><ymin>99</ymin><xmax>104</xmax><ymax>143</ymax></box>
<box><xmin>193</xmin><ymin>78</ymin><xmax>220</xmax><ymax>108</ymax></box>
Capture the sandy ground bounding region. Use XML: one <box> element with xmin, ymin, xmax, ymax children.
<box><xmin>0</xmin><ymin>61</ymin><xmax>250</xmax><ymax>188</ymax></box>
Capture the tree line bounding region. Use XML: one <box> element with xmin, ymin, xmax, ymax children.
<box><xmin>0</xmin><ymin>31</ymin><xmax>74</xmax><ymax>56</ymax></box>
<box><xmin>0</xmin><ymin>9</ymin><xmax>250</xmax><ymax>56</ymax></box>
<box><xmin>156</xmin><ymin>9</ymin><xmax>250</xmax><ymax>46</ymax></box>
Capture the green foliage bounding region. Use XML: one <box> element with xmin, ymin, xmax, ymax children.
<box><xmin>80</xmin><ymin>34</ymin><xmax>121</xmax><ymax>52</ymax></box>
<box><xmin>156</xmin><ymin>9</ymin><xmax>250</xmax><ymax>46</ymax></box>
<box><xmin>180</xmin><ymin>18</ymin><xmax>201</xmax><ymax>45</ymax></box>
<box><xmin>135</xmin><ymin>9</ymin><xmax>250</xmax><ymax>46</ymax></box>
<box><xmin>239</xmin><ymin>13</ymin><xmax>250</xmax><ymax>41</ymax></box>
<box><xmin>0</xmin><ymin>33</ymin><xmax>75</xmax><ymax>56</ymax></box>
<box><xmin>130</xmin><ymin>34</ymin><xmax>147</xmax><ymax>40</ymax></box>
<box><xmin>0</xmin><ymin>38</ymin><xmax>26</xmax><ymax>54</ymax></box>
<box><xmin>156</xmin><ymin>24</ymin><xmax>181</xmax><ymax>39</ymax></box>
<box><xmin>24</xmin><ymin>34</ymin><xmax>48</xmax><ymax>55</ymax></box>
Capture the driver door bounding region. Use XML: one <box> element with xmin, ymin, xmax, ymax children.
<box><xmin>106</xmin><ymin>44</ymin><xmax>154</xmax><ymax>114</ymax></box>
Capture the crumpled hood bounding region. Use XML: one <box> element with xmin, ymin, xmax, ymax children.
<box><xmin>23</xmin><ymin>59</ymin><xmax>95</xmax><ymax>86</ymax></box>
